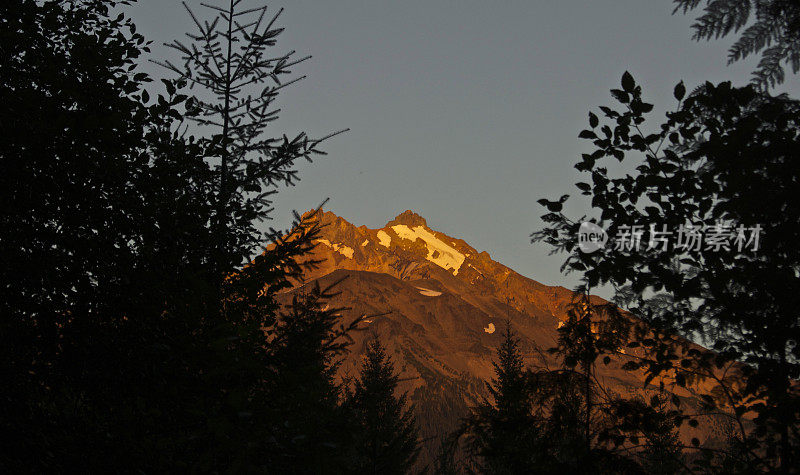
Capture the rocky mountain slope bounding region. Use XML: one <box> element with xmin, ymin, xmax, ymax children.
<box><xmin>280</xmin><ymin>209</ymin><xmax>728</xmax><ymax>466</ymax></box>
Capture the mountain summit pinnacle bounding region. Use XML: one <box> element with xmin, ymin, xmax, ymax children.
<box><xmin>387</xmin><ymin>210</ymin><xmax>427</xmax><ymax>228</ymax></box>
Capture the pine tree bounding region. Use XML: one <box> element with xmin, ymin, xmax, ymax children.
<box><xmin>151</xmin><ymin>2</ymin><xmax>367</xmax><ymax>471</ymax></box>
<box><xmin>432</xmin><ymin>435</ymin><xmax>462</xmax><ymax>475</ymax></box>
<box><xmin>463</xmin><ymin>311</ymin><xmax>676</xmax><ymax>473</ymax></box>
<box><xmin>155</xmin><ymin>0</ymin><xmax>346</xmax><ymax>286</ymax></box>
<box><xmin>261</xmin><ymin>277</ymin><xmax>365</xmax><ymax>473</ymax></box>
<box><xmin>0</xmin><ymin>0</ymin><xmax>341</xmax><ymax>471</ymax></box>
<box><xmin>347</xmin><ymin>337</ymin><xmax>420</xmax><ymax>475</ymax></box>
<box><xmin>461</xmin><ymin>323</ymin><xmax>544</xmax><ymax>474</ymax></box>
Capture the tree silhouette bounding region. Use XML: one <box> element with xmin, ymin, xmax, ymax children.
<box><xmin>533</xmin><ymin>72</ymin><xmax>800</xmax><ymax>472</ymax></box>
<box><xmin>0</xmin><ymin>1</ymin><xmax>350</xmax><ymax>471</ymax></box>
<box><xmin>461</xmin><ymin>316</ymin><xmax>687</xmax><ymax>473</ymax></box>
<box><xmin>674</xmin><ymin>0</ymin><xmax>800</xmax><ymax>89</ymax></box>
<box><xmin>346</xmin><ymin>337</ymin><xmax>420</xmax><ymax>474</ymax></box>
<box><xmin>460</xmin><ymin>323</ymin><xmax>546</xmax><ymax>473</ymax></box>
<box><xmin>154</xmin><ymin>0</ymin><xmax>347</xmax><ymax>284</ymax></box>
<box><xmin>261</xmin><ymin>275</ymin><xmax>365</xmax><ymax>472</ymax></box>
<box><xmin>538</xmin><ymin>296</ymin><xmax>685</xmax><ymax>473</ymax></box>
<box><xmin>0</xmin><ymin>0</ymin><xmax>228</xmax><ymax>469</ymax></box>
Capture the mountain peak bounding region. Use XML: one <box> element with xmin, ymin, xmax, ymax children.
<box><xmin>387</xmin><ymin>210</ymin><xmax>427</xmax><ymax>228</ymax></box>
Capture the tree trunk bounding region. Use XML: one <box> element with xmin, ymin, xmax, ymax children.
<box><xmin>213</xmin><ymin>0</ymin><xmax>235</xmax><ymax>307</ymax></box>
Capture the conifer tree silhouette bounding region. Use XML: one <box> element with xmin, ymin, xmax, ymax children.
<box><xmin>154</xmin><ymin>0</ymin><xmax>347</xmax><ymax>286</ymax></box>
<box><xmin>347</xmin><ymin>337</ymin><xmax>420</xmax><ymax>474</ymax></box>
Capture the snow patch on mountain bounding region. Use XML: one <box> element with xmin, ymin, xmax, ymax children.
<box><xmin>484</xmin><ymin>323</ymin><xmax>496</xmax><ymax>334</ymax></box>
<box><xmin>361</xmin><ymin>239</ymin><xmax>369</xmax><ymax>247</ymax></box>
<box><xmin>377</xmin><ymin>230</ymin><xmax>391</xmax><ymax>247</ymax></box>
<box><xmin>416</xmin><ymin>287</ymin><xmax>442</xmax><ymax>297</ymax></box>
<box><xmin>391</xmin><ymin>225</ymin><xmax>465</xmax><ymax>275</ymax></box>
<box><xmin>314</xmin><ymin>239</ymin><xmax>354</xmax><ymax>259</ymax></box>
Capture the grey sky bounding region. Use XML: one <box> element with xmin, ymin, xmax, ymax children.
<box><xmin>130</xmin><ymin>0</ymin><xmax>800</xmax><ymax>291</ymax></box>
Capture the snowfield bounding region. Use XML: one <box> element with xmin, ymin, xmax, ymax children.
<box><xmin>377</xmin><ymin>230</ymin><xmax>391</xmax><ymax>247</ymax></box>
<box><xmin>416</xmin><ymin>287</ymin><xmax>442</xmax><ymax>297</ymax></box>
<box><xmin>390</xmin><ymin>225</ymin><xmax>465</xmax><ymax>275</ymax></box>
<box><xmin>314</xmin><ymin>239</ymin><xmax>354</xmax><ymax>259</ymax></box>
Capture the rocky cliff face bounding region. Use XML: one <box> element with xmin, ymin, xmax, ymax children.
<box><xmin>281</xmin><ymin>209</ymin><xmax>725</xmax><ymax>466</ymax></box>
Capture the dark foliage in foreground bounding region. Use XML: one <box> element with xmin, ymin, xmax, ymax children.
<box><xmin>345</xmin><ymin>337</ymin><xmax>420</xmax><ymax>474</ymax></box>
<box><xmin>1</xmin><ymin>1</ymin><xmax>419</xmax><ymax>472</ymax></box>
<box><xmin>674</xmin><ymin>0</ymin><xmax>800</xmax><ymax>89</ymax></box>
<box><xmin>458</xmin><ymin>320</ymin><xmax>683</xmax><ymax>474</ymax></box>
<box><xmin>533</xmin><ymin>71</ymin><xmax>800</xmax><ymax>472</ymax></box>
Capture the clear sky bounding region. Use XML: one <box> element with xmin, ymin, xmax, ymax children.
<box><xmin>129</xmin><ymin>0</ymin><xmax>800</xmax><ymax>290</ymax></box>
